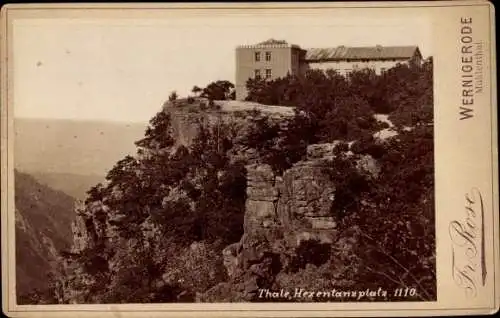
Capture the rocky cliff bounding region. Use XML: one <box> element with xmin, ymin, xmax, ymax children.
<box><xmin>59</xmin><ymin>100</ymin><xmax>383</xmax><ymax>303</ymax></box>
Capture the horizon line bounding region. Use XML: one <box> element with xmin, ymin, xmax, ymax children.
<box><xmin>13</xmin><ymin>115</ymin><xmax>150</xmax><ymax>125</ymax></box>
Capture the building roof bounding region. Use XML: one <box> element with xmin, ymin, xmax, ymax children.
<box><xmin>237</xmin><ymin>38</ymin><xmax>301</xmax><ymax>49</ymax></box>
<box><xmin>304</xmin><ymin>45</ymin><xmax>420</xmax><ymax>61</ymax></box>
<box><xmin>257</xmin><ymin>38</ymin><xmax>288</xmax><ymax>45</ymax></box>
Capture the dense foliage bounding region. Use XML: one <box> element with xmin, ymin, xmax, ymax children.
<box><xmin>246</xmin><ymin>58</ymin><xmax>433</xmax><ymax>129</ymax></box>
<box><xmin>297</xmin><ymin>125</ymin><xmax>435</xmax><ymax>301</ymax></box>
<box><xmin>56</xmin><ymin>111</ymin><xmax>247</xmax><ymax>303</ymax></box>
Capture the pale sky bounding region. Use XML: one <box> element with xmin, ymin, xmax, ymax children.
<box><xmin>13</xmin><ymin>9</ymin><xmax>432</xmax><ymax>123</ymax></box>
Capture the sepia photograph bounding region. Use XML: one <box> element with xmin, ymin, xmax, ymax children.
<box><xmin>1</xmin><ymin>2</ymin><xmax>497</xmax><ymax>317</ymax></box>
<box><xmin>11</xmin><ymin>7</ymin><xmax>435</xmax><ymax>305</ymax></box>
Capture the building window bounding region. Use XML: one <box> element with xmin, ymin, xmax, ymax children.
<box><xmin>265</xmin><ymin>69</ymin><xmax>272</xmax><ymax>79</ymax></box>
<box><xmin>254</xmin><ymin>69</ymin><xmax>261</xmax><ymax>80</ymax></box>
<box><xmin>345</xmin><ymin>69</ymin><xmax>352</xmax><ymax>80</ymax></box>
<box><xmin>255</xmin><ymin>52</ymin><xmax>261</xmax><ymax>62</ymax></box>
<box><xmin>380</xmin><ymin>67</ymin><xmax>386</xmax><ymax>73</ymax></box>
<box><xmin>265</xmin><ymin>51</ymin><xmax>272</xmax><ymax>61</ymax></box>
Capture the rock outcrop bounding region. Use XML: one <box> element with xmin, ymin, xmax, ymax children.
<box><xmin>164</xmin><ymin>98</ymin><xmax>295</xmax><ymax>148</ymax></box>
<box><xmin>244</xmin><ymin>160</ymin><xmax>338</xmax><ymax>246</ymax></box>
<box><xmin>201</xmin><ymin>142</ymin><xmax>368</xmax><ymax>301</ymax></box>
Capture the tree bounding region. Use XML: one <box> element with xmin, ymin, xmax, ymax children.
<box><xmin>201</xmin><ymin>80</ymin><xmax>235</xmax><ymax>101</ymax></box>
<box><xmin>348</xmin><ymin>69</ymin><xmax>386</xmax><ymax>113</ymax></box>
<box><xmin>135</xmin><ymin>111</ymin><xmax>176</xmax><ymax>151</ymax></box>
<box><xmin>191</xmin><ymin>85</ymin><xmax>202</xmax><ymax>97</ymax></box>
<box><xmin>378</xmin><ymin>59</ymin><xmax>433</xmax><ymax>127</ymax></box>
<box><xmin>168</xmin><ymin>91</ymin><xmax>178</xmax><ymax>101</ymax></box>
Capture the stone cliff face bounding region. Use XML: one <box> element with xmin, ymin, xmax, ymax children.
<box><xmin>165</xmin><ymin>98</ymin><xmax>295</xmax><ymax>148</ymax></box>
<box><xmin>200</xmin><ymin>160</ymin><xmax>337</xmax><ymax>301</ymax></box>
<box><xmin>201</xmin><ymin>143</ymin><xmax>378</xmax><ymax>301</ymax></box>
<box><xmin>244</xmin><ymin>160</ymin><xmax>338</xmax><ymax>246</ymax></box>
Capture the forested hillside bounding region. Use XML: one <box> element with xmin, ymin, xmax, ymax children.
<box><xmin>14</xmin><ymin>170</ymin><xmax>76</xmax><ymax>304</ymax></box>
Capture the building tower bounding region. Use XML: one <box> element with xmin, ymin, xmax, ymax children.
<box><xmin>235</xmin><ymin>39</ymin><xmax>305</xmax><ymax>100</ymax></box>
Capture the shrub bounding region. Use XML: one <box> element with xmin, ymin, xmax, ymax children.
<box><xmin>168</xmin><ymin>91</ymin><xmax>178</xmax><ymax>101</ymax></box>
<box><xmin>288</xmin><ymin>239</ymin><xmax>332</xmax><ymax>272</ymax></box>
<box><xmin>200</xmin><ymin>80</ymin><xmax>235</xmax><ymax>101</ymax></box>
<box><xmin>161</xmin><ymin>242</ymin><xmax>227</xmax><ymax>294</ymax></box>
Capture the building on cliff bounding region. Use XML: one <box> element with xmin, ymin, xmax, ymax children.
<box><xmin>235</xmin><ymin>38</ymin><xmax>423</xmax><ymax>100</ymax></box>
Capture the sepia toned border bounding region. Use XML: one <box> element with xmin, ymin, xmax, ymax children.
<box><xmin>1</xmin><ymin>1</ymin><xmax>498</xmax><ymax>317</ymax></box>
